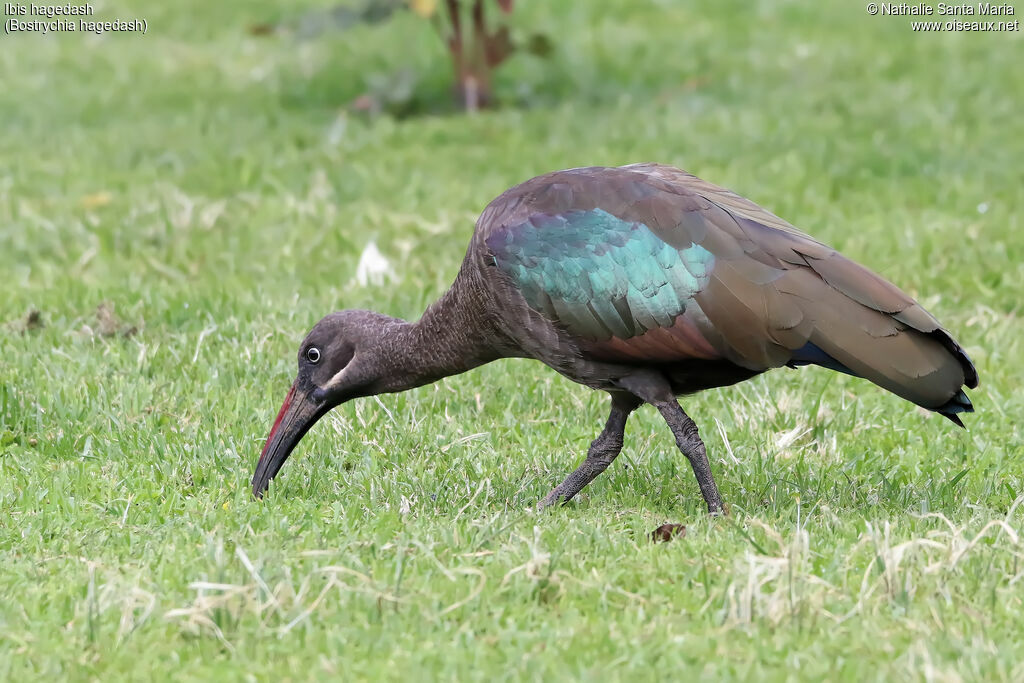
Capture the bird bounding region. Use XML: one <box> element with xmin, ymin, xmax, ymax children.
<box><xmin>252</xmin><ymin>163</ymin><xmax>978</xmax><ymax>513</ymax></box>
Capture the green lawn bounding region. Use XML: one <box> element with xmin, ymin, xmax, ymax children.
<box><xmin>2</xmin><ymin>0</ymin><xmax>1023</xmax><ymax>679</ymax></box>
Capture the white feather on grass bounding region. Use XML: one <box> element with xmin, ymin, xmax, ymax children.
<box><xmin>352</xmin><ymin>241</ymin><xmax>396</xmax><ymax>287</ymax></box>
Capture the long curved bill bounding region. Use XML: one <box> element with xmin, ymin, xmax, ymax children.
<box><xmin>251</xmin><ymin>383</ymin><xmax>327</xmax><ymax>498</ymax></box>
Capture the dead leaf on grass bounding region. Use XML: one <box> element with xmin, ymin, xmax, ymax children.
<box><xmin>650</xmin><ymin>524</ymin><xmax>687</xmax><ymax>543</ymax></box>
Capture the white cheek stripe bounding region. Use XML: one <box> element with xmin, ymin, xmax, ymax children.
<box><xmin>322</xmin><ymin>358</ymin><xmax>354</xmax><ymax>391</ymax></box>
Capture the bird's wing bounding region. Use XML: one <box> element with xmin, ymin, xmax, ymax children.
<box><xmin>480</xmin><ymin>164</ymin><xmax>811</xmax><ymax>366</ymax></box>
<box><xmin>479</xmin><ymin>164</ymin><xmax>975</xmax><ymax>412</ymax></box>
<box><xmin>485</xmin><ymin>206</ymin><xmax>722</xmax><ymax>361</ymax></box>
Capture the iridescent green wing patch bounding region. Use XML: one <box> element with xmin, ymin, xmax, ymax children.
<box><xmin>486</xmin><ymin>209</ymin><xmax>714</xmax><ymax>340</ymax></box>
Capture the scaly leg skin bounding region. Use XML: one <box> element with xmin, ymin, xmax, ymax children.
<box><xmin>653</xmin><ymin>400</ymin><xmax>724</xmax><ymax>515</ymax></box>
<box><xmin>537</xmin><ymin>393</ymin><xmax>641</xmax><ymax>510</ymax></box>
<box><xmin>616</xmin><ymin>370</ymin><xmax>725</xmax><ymax>515</ymax></box>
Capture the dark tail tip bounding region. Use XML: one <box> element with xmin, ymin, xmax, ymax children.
<box><xmin>940</xmin><ymin>412</ymin><xmax>967</xmax><ymax>429</ymax></box>
<box><xmin>937</xmin><ymin>389</ymin><xmax>973</xmax><ymax>429</ymax></box>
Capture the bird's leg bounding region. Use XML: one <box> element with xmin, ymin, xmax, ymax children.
<box><xmin>653</xmin><ymin>401</ymin><xmax>724</xmax><ymax>515</ymax></box>
<box><xmin>616</xmin><ymin>371</ymin><xmax>724</xmax><ymax>515</ymax></box>
<box><xmin>537</xmin><ymin>393</ymin><xmax>641</xmax><ymax>510</ymax></box>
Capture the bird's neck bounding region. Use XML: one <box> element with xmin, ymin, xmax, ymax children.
<box><xmin>377</xmin><ymin>278</ymin><xmax>503</xmax><ymax>393</ymax></box>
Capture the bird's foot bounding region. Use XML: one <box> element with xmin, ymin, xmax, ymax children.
<box><xmin>536</xmin><ymin>489</ymin><xmax>569</xmax><ymax>511</ymax></box>
<box><xmin>707</xmin><ymin>501</ymin><xmax>729</xmax><ymax>517</ymax></box>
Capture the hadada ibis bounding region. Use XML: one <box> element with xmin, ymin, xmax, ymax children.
<box><xmin>252</xmin><ymin>164</ymin><xmax>977</xmax><ymax>513</ymax></box>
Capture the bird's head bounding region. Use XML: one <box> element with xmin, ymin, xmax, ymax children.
<box><xmin>251</xmin><ymin>309</ymin><xmax>400</xmax><ymax>497</ymax></box>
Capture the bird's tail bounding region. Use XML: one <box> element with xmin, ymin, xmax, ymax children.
<box><xmin>781</xmin><ymin>261</ymin><xmax>978</xmax><ymax>426</ymax></box>
<box><xmin>935</xmin><ymin>388</ymin><xmax>974</xmax><ymax>428</ymax></box>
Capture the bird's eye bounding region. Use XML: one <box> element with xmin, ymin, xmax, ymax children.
<box><xmin>306</xmin><ymin>347</ymin><xmax>321</xmax><ymax>364</ymax></box>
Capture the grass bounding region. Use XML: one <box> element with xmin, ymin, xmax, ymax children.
<box><xmin>1</xmin><ymin>0</ymin><xmax>1023</xmax><ymax>679</ymax></box>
